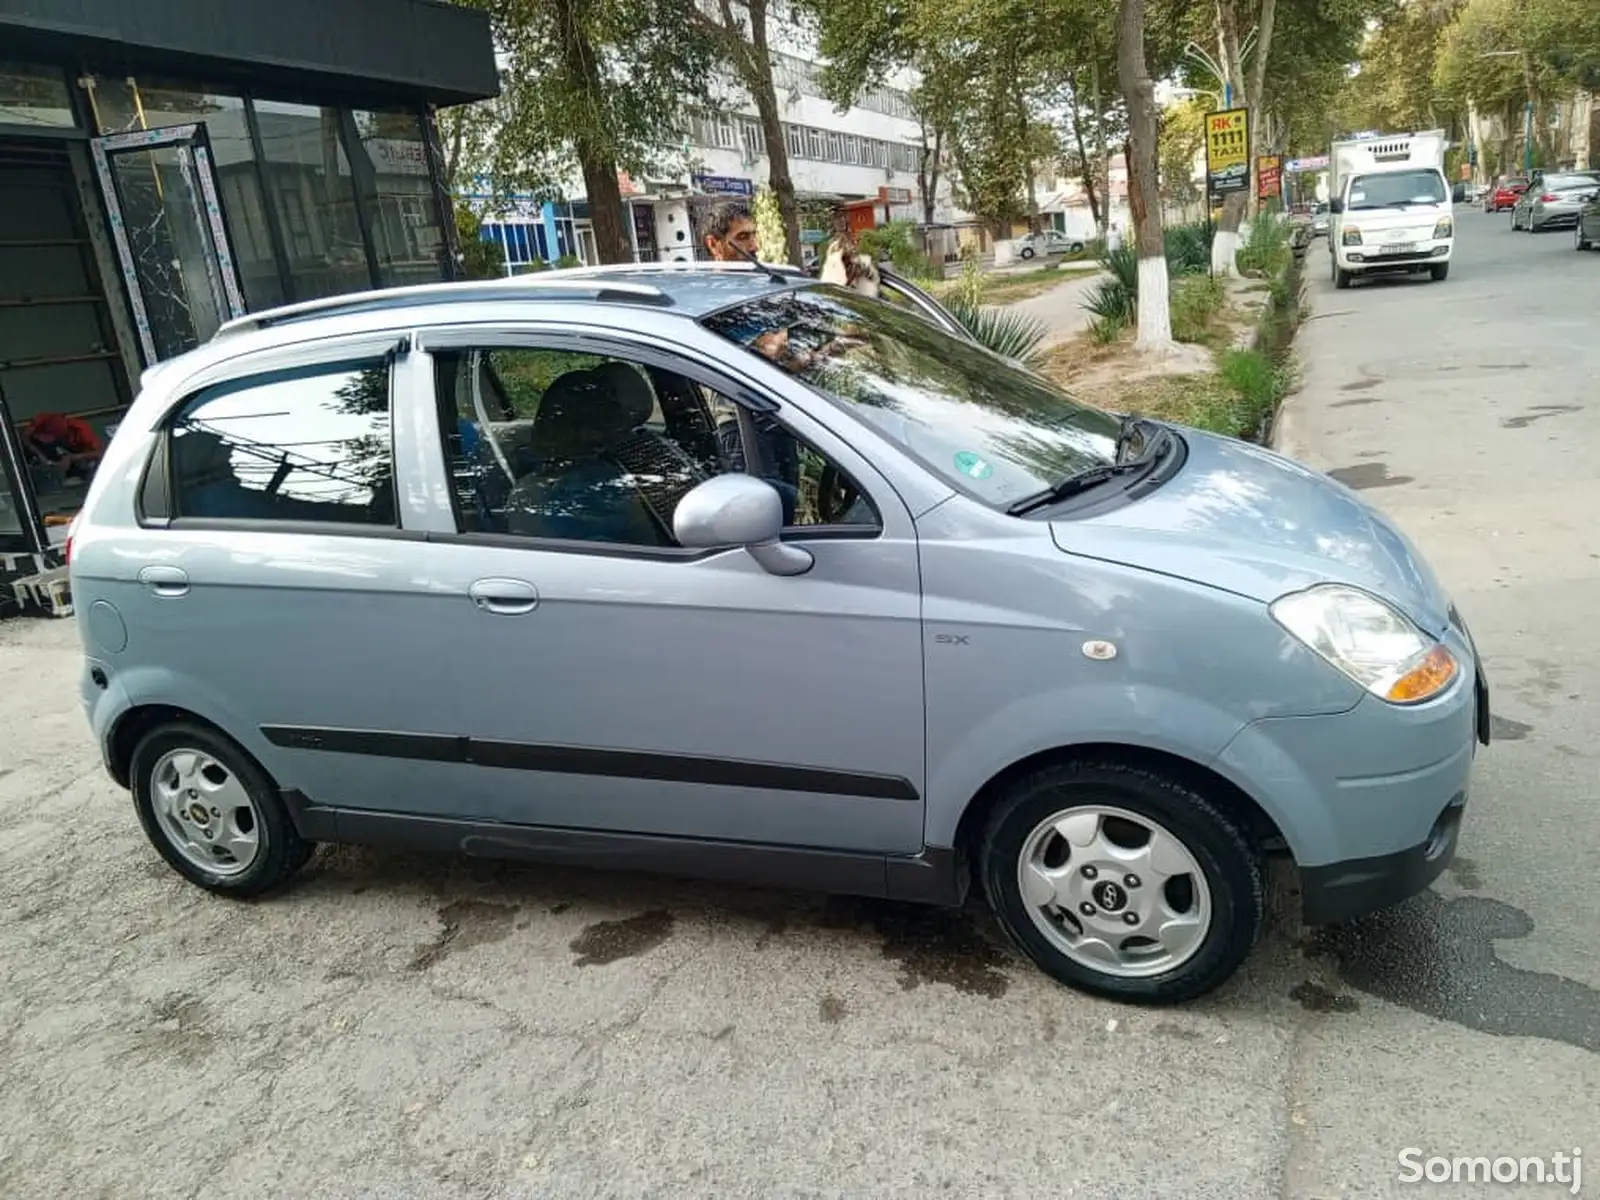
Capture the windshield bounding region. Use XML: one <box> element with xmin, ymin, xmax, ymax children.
<box><xmin>1347</xmin><ymin>169</ymin><xmax>1447</xmax><ymax>209</ymax></box>
<box><xmin>701</xmin><ymin>285</ymin><xmax>1119</xmax><ymax>508</ymax></box>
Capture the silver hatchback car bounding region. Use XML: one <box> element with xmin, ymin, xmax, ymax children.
<box><xmin>70</xmin><ymin>264</ymin><xmax>1489</xmax><ymax>1004</ymax></box>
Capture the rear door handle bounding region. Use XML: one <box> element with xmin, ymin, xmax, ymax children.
<box><xmin>137</xmin><ymin>565</ymin><xmax>189</xmax><ymax>597</ymax></box>
<box><xmin>469</xmin><ymin>577</ymin><xmax>538</xmax><ymax>616</ymax></box>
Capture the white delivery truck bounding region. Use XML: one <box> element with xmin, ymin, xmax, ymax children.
<box><xmin>1327</xmin><ymin>129</ymin><xmax>1453</xmax><ymax>289</ymax></box>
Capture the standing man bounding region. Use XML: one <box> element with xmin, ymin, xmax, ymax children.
<box><xmin>701</xmin><ymin>202</ymin><xmax>759</xmax><ymax>261</ymax></box>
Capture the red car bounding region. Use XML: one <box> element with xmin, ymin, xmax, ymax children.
<box><xmin>1484</xmin><ymin>176</ymin><xmax>1528</xmax><ymax>212</ymax></box>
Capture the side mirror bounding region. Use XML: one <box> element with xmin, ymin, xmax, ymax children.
<box><xmin>1328</xmin><ymin>198</ymin><xmax>1344</xmax><ymax>214</ymax></box>
<box><xmin>673</xmin><ymin>474</ymin><xmax>813</xmax><ymax>577</ymax></box>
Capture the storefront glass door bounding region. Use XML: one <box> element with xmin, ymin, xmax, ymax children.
<box><xmin>0</xmin><ymin>411</ymin><xmax>40</xmax><ymax>554</ymax></box>
<box><xmin>89</xmin><ymin>124</ymin><xmax>245</xmax><ymax>365</ymax></box>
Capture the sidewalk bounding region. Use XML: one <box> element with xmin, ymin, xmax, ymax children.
<box><xmin>1003</xmin><ymin>269</ymin><xmax>1106</xmax><ymax>348</ymax></box>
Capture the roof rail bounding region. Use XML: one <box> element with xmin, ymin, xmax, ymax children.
<box><xmin>212</xmin><ymin>276</ymin><xmax>674</xmax><ymax>341</ymax></box>
<box><xmin>544</xmin><ymin>261</ymin><xmax>809</xmax><ymax>278</ymax></box>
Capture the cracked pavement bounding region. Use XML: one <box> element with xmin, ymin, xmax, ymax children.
<box><xmin>2</xmin><ymin>214</ymin><xmax>1598</xmax><ymax>1198</ymax></box>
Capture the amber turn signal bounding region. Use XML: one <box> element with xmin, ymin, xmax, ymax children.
<box><xmin>1384</xmin><ymin>644</ymin><xmax>1458</xmax><ymax>704</ymax></box>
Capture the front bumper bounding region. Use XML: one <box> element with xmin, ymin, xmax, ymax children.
<box><xmin>1337</xmin><ymin>238</ymin><xmax>1452</xmax><ymax>270</ymax></box>
<box><xmin>1299</xmin><ymin>791</ymin><xmax>1466</xmax><ymax>924</ymax></box>
<box><xmin>1216</xmin><ymin>636</ymin><xmax>1487</xmax><ymax>924</ymax></box>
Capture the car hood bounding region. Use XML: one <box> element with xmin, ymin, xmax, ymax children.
<box><xmin>1049</xmin><ymin>430</ymin><xmax>1451</xmax><ymax>634</ymax></box>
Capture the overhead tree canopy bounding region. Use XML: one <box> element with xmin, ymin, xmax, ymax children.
<box><xmin>452</xmin><ymin>0</ymin><xmax>717</xmax><ymax>262</ymax></box>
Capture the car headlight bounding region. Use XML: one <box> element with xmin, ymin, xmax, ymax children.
<box><xmin>1433</xmin><ymin>217</ymin><xmax>1453</xmax><ymax>239</ymax></box>
<box><xmin>1341</xmin><ymin>228</ymin><xmax>1363</xmax><ymax>246</ymax></box>
<box><xmin>1270</xmin><ymin>584</ymin><xmax>1458</xmax><ymax>704</ymax></box>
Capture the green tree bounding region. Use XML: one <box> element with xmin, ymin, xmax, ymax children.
<box><xmin>1159</xmin><ymin>97</ymin><xmax>1208</xmax><ymax>215</ymax></box>
<box><xmin>456</xmin><ymin>0</ymin><xmax>717</xmax><ymax>263</ymax></box>
<box><xmin>687</xmin><ymin>0</ymin><xmax>804</xmax><ymax>266</ymax></box>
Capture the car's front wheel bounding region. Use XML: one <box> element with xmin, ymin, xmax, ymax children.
<box><xmin>979</xmin><ymin>759</ymin><xmax>1264</xmax><ymax>1004</ymax></box>
<box><xmin>1578</xmin><ymin>225</ymin><xmax>1592</xmax><ymax>251</ymax></box>
<box><xmin>130</xmin><ymin>721</ymin><xmax>316</xmax><ymax>896</ymax></box>
<box><xmin>1019</xmin><ymin>246</ymin><xmax>1035</xmax><ymax>259</ymax></box>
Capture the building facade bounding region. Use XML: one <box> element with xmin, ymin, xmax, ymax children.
<box><xmin>0</xmin><ymin>0</ymin><xmax>496</xmax><ymax>602</ymax></box>
<box><xmin>465</xmin><ymin>28</ymin><xmax>966</xmax><ymax>270</ymax></box>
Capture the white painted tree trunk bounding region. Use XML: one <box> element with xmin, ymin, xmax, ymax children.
<box><xmin>1211</xmin><ymin>228</ymin><xmax>1240</xmax><ymax>276</ymax></box>
<box><xmin>1137</xmin><ymin>256</ymin><xmax>1172</xmax><ymax>345</ymax></box>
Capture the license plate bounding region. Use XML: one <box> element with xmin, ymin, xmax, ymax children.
<box><xmin>1380</xmin><ymin>243</ymin><xmax>1413</xmax><ymax>255</ymax></box>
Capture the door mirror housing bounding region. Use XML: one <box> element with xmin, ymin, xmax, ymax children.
<box><xmin>673</xmin><ymin>474</ymin><xmax>814</xmax><ymax>577</ymax></box>
<box><xmin>1328</xmin><ymin>198</ymin><xmax>1344</xmax><ymax>215</ymax></box>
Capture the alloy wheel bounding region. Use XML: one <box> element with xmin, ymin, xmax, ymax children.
<box><xmin>1015</xmin><ymin>804</ymin><xmax>1213</xmax><ymax>979</ymax></box>
<box><xmin>149</xmin><ymin>748</ymin><xmax>262</xmax><ymax>877</ymax></box>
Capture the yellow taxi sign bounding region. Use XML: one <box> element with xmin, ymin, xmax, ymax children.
<box><xmin>1206</xmin><ymin>108</ymin><xmax>1250</xmax><ymax>197</ymax></box>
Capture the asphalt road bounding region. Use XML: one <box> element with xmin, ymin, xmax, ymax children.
<box><xmin>1</xmin><ymin>212</ymin><xmax>1596</xmax><ymax>1198</ymax></box>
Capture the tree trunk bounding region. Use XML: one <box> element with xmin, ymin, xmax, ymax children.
<box><xmin>1211</xmin><ymin>0</ymin><xmax>1246</xmax><ymax>274</ymax></box>
<box><xmin>1244</xmin><ymin>0</ymin><xmax>1277</xmax><ymax>218</ymax></box>
<box><xmin>744</xmin><ymin>0</ymin><xmax>802</xmax><ymax>266</ymax></box>
<box><xmin>1068</xmin><ymin>71</ymin><xmax>1103</xmax><ymax>228</ymax></box>
<box><xmin>552</xmin><ymin>0</ymin><xmax>630</xmax><ymax>263</ymax></box>
<box><xmin>578</xmin><ymin>157</ymin><xmax>631</xmax><ymax>263</ymax></box>
<box><xmin>1091</xmin><ymin>49</ymin><xmax>1110</xmax><ymax>236</ymax></box>
<box><xmin>1117</xmin><ymin>0</ymin><xmax>1172</xmax><ymax>350</ymax></box>
<box><xmin>918</xmin><ymin>125</ymin><xmax>943</xmax><ymax>225</ymax></box>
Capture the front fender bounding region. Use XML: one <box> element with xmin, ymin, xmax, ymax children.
<box><xmin>923</xmin><ymin>682</ymin><xmax>1251</xmax><ymax>848</ymax></box>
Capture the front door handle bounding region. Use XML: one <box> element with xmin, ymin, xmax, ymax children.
<box><xmin>469</xmin><ymin>577</ymin><xmax>538</xmax><ymax>616</ymax></box>
<box><xmin>137</xmin><ymin>565</ymin><xmax>189</xmax><ymax>597</ymax></box>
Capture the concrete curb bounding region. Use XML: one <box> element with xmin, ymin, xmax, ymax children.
<box><xmin>1270</xmin><ymin>389</ymin><xmax>1304</xmax><ymax>460</ymax></box>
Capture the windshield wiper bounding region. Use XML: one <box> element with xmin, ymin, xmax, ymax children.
<box><xmin>1006</xmin><ymin>420</ymin><xmax>1172</xmax><ymax>516</ymax></box>
<box><xmin>1006</xmin><ymin>462</ymin><xmax>1151</xmax><ymax>515</ymax></box>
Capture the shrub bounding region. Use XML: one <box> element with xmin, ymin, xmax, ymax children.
<box><xmin>1081</xmin><ymin>241</ymin><xmax>1138</xmax><ymax>333</ymax></box>
<box><xmin>1163</xmin><ymin>221</ymin><xmax>1215</xmax><ymax>276</ymax></box>
<box><xmin>946</xmin><ymin>297</ymin><xmax>1049</xmax><ymax>365</ymax></box>
<box><xmin>1170</xmin><ymin>273</ymin><xmax>1227</xmax><ymax>344</ymax></box>
<box><xmin>1236</xmin><ymin>216</ymin><xmax>1292</xmax><ymax>278</ymax></box>
<box><xmin>554</xmin><ymin>253</ymin><xmax>582</xmax><ymax>269</ymax></box>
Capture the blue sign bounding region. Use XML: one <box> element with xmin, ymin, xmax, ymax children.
<box><xmin>692</xmin><ymin>174</ymin><xmax>754</xmax><ymax>197</ymax></box>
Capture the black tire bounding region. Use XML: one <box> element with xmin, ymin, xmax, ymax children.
<box><xmin>979</xmin><ymin>759</ymin><xmax>1264</xmax><ymax>1004</ymax></box>
<box><xmin>1334</xmin><ymin>265</ymin><xmax>1352</xmax><ymax>289</ymax></box>
<box><xmin>1020</xmin><ymin>246</ymin><xmax>1035</xmax><ymax>260</ymax></box>
<box><xmin>1430</xmin><ymin>263</ymin><xmax>1450</xmax><ymax>281</ymax></box>
<box><xmin>1579</xmin><ymin>227</ymin><xmax>1593</xmax><ymax>251</ymax></box>
<box><xmin>130</xmin><ymin>721</ymin><xmax>315</xmax><ymax>897</ymax></box>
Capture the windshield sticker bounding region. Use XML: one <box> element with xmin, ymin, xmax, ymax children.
<box><xmin>954</xmin><ymin>450</ymin><xmax>993</xmax><ymax>480</ymax></box>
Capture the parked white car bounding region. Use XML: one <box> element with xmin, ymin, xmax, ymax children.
<box><xmin>1015</xmin><ymin>230</ymin><xmax>1086</xmax><ymax>259</ymax></box>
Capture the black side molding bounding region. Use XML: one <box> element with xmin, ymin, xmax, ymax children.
<box><xmin>279</xmin><ymin>791</ymin><xmax>966</xmax><ymax>907</ymax></box>
<box><xmin>261</xmin><ymin>724</ymin><xmax>919</xmax><ymax>801</ymax></box>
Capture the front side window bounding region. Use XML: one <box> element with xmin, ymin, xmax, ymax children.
<box><xmin>1346</xmin><ymin>169</ymin><xmax>1447</xmax><ymax>209</ymax></box>
<box><xmin>701</xmin><ymin>286</ymin><xmax>1119</xmax><ymax>510</ymax></box>
<box><xmin>432</xmin><ymin>345</ymin><xmax>879</xmax><ymax>547</ymax></box>
<box><xmin>170</xmin><ymin>359</ymin><xmax>395</xmax><ymax>525</ymax></box>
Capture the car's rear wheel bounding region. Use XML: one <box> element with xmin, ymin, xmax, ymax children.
<box><xmin>979</xmin><ymin>759</ymin><xmax>1264</xmax><ymax>1004</ymax></box>
<box><xmin>130</xmin><ymin>721</ymin><xmax>315</xmax><ymax>896</ymax></box>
